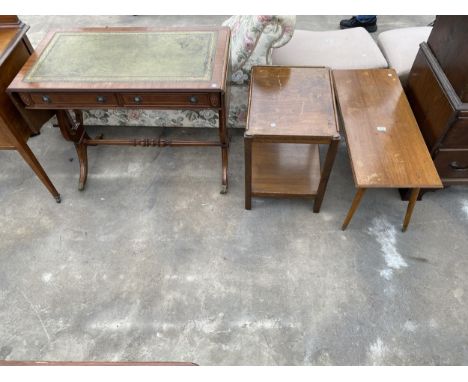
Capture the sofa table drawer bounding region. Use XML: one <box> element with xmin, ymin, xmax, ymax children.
<box><xmin>121</xmin><ymin>93</ymin><xmax>220</xmax><ymax>108</ymax></box>
<box><xmin>29</xmin><ymin>93</ymin><xmax>119</xmax><ymax>107</ymax></box>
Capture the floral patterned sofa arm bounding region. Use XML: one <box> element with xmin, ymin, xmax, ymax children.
<box><xmin>222</xmin><ymin>15</ymin><xmax>296</xmax><ymax>85</ymax></box>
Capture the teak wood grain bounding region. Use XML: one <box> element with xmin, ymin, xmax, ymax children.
<box><xmin>251</xmin><ymin>143</ymin><xmax>321</xmax><ymax>197</ymax></box>
<box><xmin>333</xmin><ymin>69</ymin><xmax>442</xmax><ymax>189</ymax></box>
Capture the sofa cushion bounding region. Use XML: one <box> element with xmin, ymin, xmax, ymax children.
<box><xmin>272</xmin><ymin>28</ymin><xmax>388</xmax><ymax>69</ymax></box>
<box><xmin>377</xmin><ymin>26</ymin><xmax>432</xmax><ymax>86</ymax></box>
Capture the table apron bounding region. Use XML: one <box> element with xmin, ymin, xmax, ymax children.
<box><xmin>16</xmin><ymin>91</ymin><xmax>224</xmax><ymax>110</ymax></box>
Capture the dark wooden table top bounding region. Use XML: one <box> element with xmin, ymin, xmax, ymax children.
<box><xmin>245</xmin><ymin>66</ymin><xmax>340</xmax><ymax>139</ymax></box>
<box><xmin>8</xmin><ymin>27</ymin><xmax>230</xmax><ymax>93</ymax></box>
<box><xmin>333</xmin><ymin>69</ymin><xmax>443</xmax><ymax>189</ymax></box>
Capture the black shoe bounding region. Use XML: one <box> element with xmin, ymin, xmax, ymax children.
<box><xmin>340</xmin><ymin>16</ymin><xmax>377</xmax><ymax>33</ymax></box>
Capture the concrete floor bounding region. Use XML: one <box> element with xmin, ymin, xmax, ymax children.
<box><xmin>1</xmin><ymin>16</ymin><xmax>468</xmax><ymax>366</ymax></box>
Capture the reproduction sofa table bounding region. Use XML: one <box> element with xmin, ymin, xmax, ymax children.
<box><xmin>333</xmin><ymin>69</ymin><xmax>443</xmax><ymax>231</ymax></box>
<box><xmin>0</xmin><ymin>16</ymin><xmax>60</xmax><ymax>202</ymax></box>
<box><xmin>244</xmin><ymin>66</ymin><xmax>340</xmax><ymax>212</ymax></box>
<box><xmin>8</xmin><ymin>27</ymin><xmax>231</xmax><ymax>193</ymax></box>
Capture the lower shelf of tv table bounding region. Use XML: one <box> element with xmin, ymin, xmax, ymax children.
<box><xmin>251</xmin><ymin>142</ymin><xmax>321</xmax><ymax>197</ymax></box>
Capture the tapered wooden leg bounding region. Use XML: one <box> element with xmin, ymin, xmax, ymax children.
<box><xmin>313</xmin><ymin>137</ymin><xmax>340</xmax><ymax>213</ymax></box>
<box><xmin>2</xmin><ymin>114</ymin><xmax>61</xmax><ymax>202</ymax></box>
<box><xmin>218</xmin><ymin>103</ymin><xmax>229</xmax><ymax>194</ymax></box>
<box><xmin>402</xmin><ymin>188</ymin><xmax>420</xmax><ymax>232</ymax></box>
<box><xmin>244</xmin><ymin>137</ymin><xmax>253</xmax><ymax>210</ymax></box>
<box><xmin>342</xmin><ymin>188</ymin><xmax>366</xmax><ymax>230</ymax></box>
<box><xmin>13</xmin><ymin>136</ymin><xmax>61</xmax><ymax>202</ymax></box>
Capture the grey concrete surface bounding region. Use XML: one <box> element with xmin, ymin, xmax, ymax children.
<box><xmin>1</xmin><ymin>16</ymin><xmax>468</xmax><ymax>366</ymax></box>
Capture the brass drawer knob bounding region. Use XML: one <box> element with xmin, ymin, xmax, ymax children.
<box><xmin>42</xmin><ymin>95</ymin><xmax>51</xmax><ymax>103</ymax></box>
<box><xmin>96</xmin><ymin>96</ymin><xmax>106</xmax><ymax>103</ymax></box>
<box><xmin>134</xmin><ymin>96</ymin><xmax>142</xmax><ymax>103</ymax></box>
<box><xmin>189</xmin><ymin>96</ymin><xmax>198</xmax><ymax>104</ymax></box>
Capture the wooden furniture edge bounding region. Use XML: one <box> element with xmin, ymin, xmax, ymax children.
<box><xmin>0</xmin><ymin>22</ymin><xmax>29</xmax><ymax>68</ymax></box>
<box><xmin>0</xmin><ymin>360</ymin><xmax>197</xmax><ymax>366</ymax></box>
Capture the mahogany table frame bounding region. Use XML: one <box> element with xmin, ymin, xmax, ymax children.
<box><xmin>244</xmin><ymin>66</ymin><xmax>340</xmax><ymax>212</ymax></box>
<box><xmin>8</xmin><ymin>27</ymin><xmax>231</xmax><ymax>194</ymax></box>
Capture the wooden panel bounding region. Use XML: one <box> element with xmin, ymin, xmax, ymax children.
<box><xmin>0</xmin><ymin>28</ymin><xmax>18</xmax><ymax>56</ymax></box>
<box><xmin>30</xmin><ymin>92</ymin><xmax>119</xmax><ymax>107</ymax></box>
<box><xmin>0</xmin><ymin>33</ymin><xmax>32</xmax><ymax>147</ymax></box>
<box><xmin>434</xmin><ymin>149</ymin><xmax>468</xmax><ymax>180</ymax></box>
<box><xmin>333</xmin><ymin>68</ymin><xmax>442</xmax><ymax>189</ymax></box>
<box><xmin>246</xmin><ymin>66</ymin><xmax>339</xmax><ymax>139</ymax></box>
<box><xmin>441</xmin><ymin>119</ymin><xmax>468</xmax><ymax>148</ymax></box>
<box><xmin>120</xmin><ymin>92</ymin><xmax>217</xmax><ymax>108</ymax></box>
<box><xmin>0</xmin><ymin>16</ymin><xmax>20</xmax><ymax>26</ymax></box>
<box><xmin>0</xmin><ymin>125</ymin><xmax>14</xmax><ymax>148</ymax></box>
<box><xmin>251</xmin><ymin>142</ymin><xmax>321</xmax><ymax>197</ymax></box>
<box><xmin>427</xmin><ymin>16</ymin><xmax>468</xmax><ymax>102</ymax></box>
<box><xmin>406</xmin><ymin>48</ymin><xmax>455</xmax><ymax>151</ymax></box>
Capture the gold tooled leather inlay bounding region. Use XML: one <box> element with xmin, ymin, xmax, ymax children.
<box><xmin>25</xmin><ymin>31</ymin><xmax>217</xmax><ymax>83</ymax></box>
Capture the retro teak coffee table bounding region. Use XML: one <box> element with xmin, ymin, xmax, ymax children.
<box><xmin>8</xmin><ymin>27</ymin><xmax>231</xmax><ymax>193</ymax></box>
<box><xmin>244</xmin><ymin>66</ymin><xmax>340</xmax><ymax>212</ymax></box>
<box><xmin>333</xmin><ymin>69</ymin><xmax>443</xmax><ymax>231</ymax></box>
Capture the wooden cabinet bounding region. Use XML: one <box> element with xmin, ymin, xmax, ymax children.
<box><xmin>0</xmin><ymin>16</ymin><xmax>60</xmax><ymax>201</ymax></box>
<box><xmin>406</xmin><ymin>16</ymin><xmax>468</xmax><ymax>185</ymax></box>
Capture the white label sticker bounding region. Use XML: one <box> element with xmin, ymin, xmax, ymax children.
<box><xmin>377</xmin><ymin>126</ymin><xmax>387</xmax><ymax>132</ymax></box>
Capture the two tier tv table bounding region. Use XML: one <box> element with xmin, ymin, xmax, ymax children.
<box><xmin>244</xmin><ymin>66</ymin><xmax>340</xmax><ymax>212</ymax></box>
<box><xmin>8</xmin><ymin>27</ymin><xmax>231</xmax><ymax>193</ymax></box>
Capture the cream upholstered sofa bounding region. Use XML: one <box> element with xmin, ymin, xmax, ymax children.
<box><xmin>271</xmin><ymin>25</ymin><xmax>432</xmax><ymax>87</ymax></box>
<box><xmin>377</xmin><ymin>26</ymin><xmax>432</xmax><ymax>86</ymax></box>
<box><xmin>272</xmin><ymin>27</ymin><xmax>388</xmax><ymax>70</ymax></box>
<box><xmin>82</xmin><ymin>16</ymin><xmax>296</xmax><ymax>130</ymax></box>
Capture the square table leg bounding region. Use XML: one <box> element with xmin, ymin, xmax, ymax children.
<box><xmin>402</xmin><ymin>187</ymin><xmax>421</xmax><ymax>232</ymax></box>
<box><xmin>341</xmin><ymin>188</ymin><xmax>366</xmax><ymax>230</ymax></box>
<box><xmin>313</xmin><ymin>138</ymin><xmax>340</xmax><ymax>213</ymax></box>
<box><xmin>244</xmin><ymin>136</ymin><xmax>253</xmax><ymax>210</ymax></box>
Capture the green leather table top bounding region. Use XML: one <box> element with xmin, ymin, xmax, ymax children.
<box><xmin>25</xmin><ymin>31</ymin><xmax>217</xmax><ymax>83</ymax></box>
